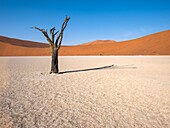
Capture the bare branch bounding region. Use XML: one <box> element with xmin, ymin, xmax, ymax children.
<box><xmin>50</xmin><ymin>27</ymin><xmax>56</xmax><ymax>35</ymax></box>
<box><xmin>49</xmin><ymin>27</ymin><xmax>57</xmax><ymax>45</ymax></box>
<box><xmin>54</xmin><ymin>31</ymin><xmax>59</xmax><ymax>36</ymax></box>
<box><xmin>55</xmin><ymin>16</ymin><xmax>70</xmax><ymax>49</ymax></box>
<box><xmin>33</xmin><ymin>27</ymin><xmax>53</xmax><ymax>47</ymax></box>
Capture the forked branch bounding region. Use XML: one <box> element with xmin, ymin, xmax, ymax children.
<box><xmin>55</xmin><ymin>16</ymin><xmax>70</xmax><ymax>49</ymax></box>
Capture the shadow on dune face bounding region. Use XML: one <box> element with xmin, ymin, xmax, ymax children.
<box><xmin>59</xmin><ymin>64</ymin><xmax>136</xmax><ymax>74</ymax></box>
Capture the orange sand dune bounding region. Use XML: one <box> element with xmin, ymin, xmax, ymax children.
<box><xmin>79</xmin><ymin>40</ymin><xmax>117</xmax><ymax>46</ymax></box>
<box><xmin>0</xmin><ymin>36</ymin><xmax>49</xmax><ymax>48</ymax></box>
<box><xmin>0</xmin><ymin>41</ymin><xmax>50</xmax><ymax>56</ymax></box>
<box><xmin>0</xmin><ymin>30</ymin><xmax>170</xmax><ymax>56</ymax></box>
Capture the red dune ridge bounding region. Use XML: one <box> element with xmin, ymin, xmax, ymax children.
<box><xmin>0</xmin><ymin>30</ymin><xmax>170</xmax><ymax>56</ymax></box>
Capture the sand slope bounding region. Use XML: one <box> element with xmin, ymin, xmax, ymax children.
<box><xmin>61</xmin><ymin>30</ymin><xmax>170</xmax><ymax>55</ymax></box>
<box><xmin>0</xmin><ymin>56</ymin><xmax>170</xmax><ymax>127</ymax></box>
<box><xmin>0</xmin><ymin>41</ymin><xmax>50</xmax><ymax>56</ymax></box>
<box><xmin>0</xmin><ymin>30</ymin><xmax>170</xmax><ymax>55</ymax></box>
<box><xmin>0</xmin><ymin>36</ymin><xmax>49</xmax><ymax>48</ymax></box>
<box><xmin>79</xmin><ymin>40</ymin><xmax>117</xmax><ymax>46</ymax></box>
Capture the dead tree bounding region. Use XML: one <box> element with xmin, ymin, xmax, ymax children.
<box><xmin>33</xmin><ymin>16</ymin><xmax>70</xmax><ymax>74</ymax></box>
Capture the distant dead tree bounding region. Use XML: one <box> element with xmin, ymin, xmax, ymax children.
<box><xmin>32</xmin><ymin>16</ymin><xmax>70</xmax><ymax>74</ymax></box>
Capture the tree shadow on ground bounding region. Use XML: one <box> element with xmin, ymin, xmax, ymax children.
<box><xmin>113</xmin><ymin>64</ymin><xmax>137</xmax><ymax>69</ymax></box>
<box><xmin>59</xmin><ymin>64</ymin><xmax>136</xmax><ymax>74</ymax></box>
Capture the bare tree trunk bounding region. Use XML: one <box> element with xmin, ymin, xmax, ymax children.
<box><xmin>50</xmin><ymin>48</ymin><xmax>59</xmax><ymax>74</ymax></box>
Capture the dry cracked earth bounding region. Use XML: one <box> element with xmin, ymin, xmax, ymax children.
<box><xmin>0</xmin><ymin>56</ymin><xmax>170</xmax><ymax>128</ymax></box>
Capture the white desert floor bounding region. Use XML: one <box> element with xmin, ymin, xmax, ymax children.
<box><xmin>0</xmin><ymin>56</ymin><xmax>170</xmax><ymax>128</ymax></box>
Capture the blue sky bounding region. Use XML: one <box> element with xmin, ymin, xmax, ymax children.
<box><xmin>0</xmin><ymin>0</ymin><xmax>170</xmax><ymax>45</ymax></box>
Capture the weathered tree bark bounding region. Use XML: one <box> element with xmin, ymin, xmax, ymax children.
<box><xmin>32</xmin><ymin>16</ymin><xmax>70</xmax><ymax>74</ymax></box>
<box><xmin>50</xmin><ymin>48</ymin><xmax>59</xmax><ymax>73</ymax></box>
